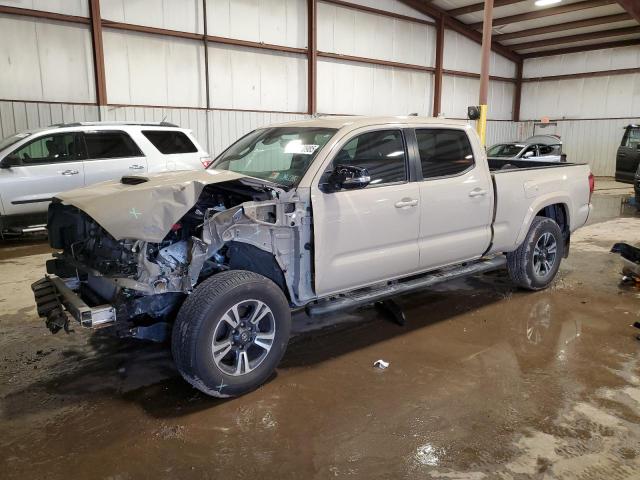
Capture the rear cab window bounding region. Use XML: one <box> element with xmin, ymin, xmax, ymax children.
<box><xmin>142</xmin><ymin>130</ymin><xmax>198</xmax><ymax>154</ymax></box>
<box><xmin>415</xmin><ymin>129</ymin><xmax>474</xmax><ymax>179</ymax></box>
<box><xmin>83</xmin><ymin>131</ymin><xmax>143</xmax><ymax>159</ymax></box>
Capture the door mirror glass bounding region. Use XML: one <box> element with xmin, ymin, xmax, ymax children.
<box><xmin>523</xmin><ymin>150</ymin><xmax>534</xmax><ymax>158</ymax></box>
<box><xmin>326</xmin><ymin>165</ymin><xmax>371</xmax><ymax>192</ymax></box>
<box><xmin>0</xmin><ymin>154</ymin><xmax>20</xmax><ymax>168</ymax></box>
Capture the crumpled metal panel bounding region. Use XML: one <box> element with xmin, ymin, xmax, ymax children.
<box><xmin>55</xmin><ymin>169</ymin><xmax>245</xmax><ymax>243</ymax></box>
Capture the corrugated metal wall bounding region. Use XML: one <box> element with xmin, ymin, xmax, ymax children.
<box><xmin>519</xmin><ymin>44</ymin><xmax>640</xmax><ymax>176</ymax></box>
<box><xmin>519</xmin><ymin>119</ymin><xmax>637</xmax><ymax>177</ymax></box>
<box><xmin>0</xmin><ymin>100</ymin><xmax>309</xmax><ymax>157</ymax></box>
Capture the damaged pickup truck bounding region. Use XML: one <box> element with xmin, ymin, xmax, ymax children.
<box><xmin>32</xmin><ymin>117</ymin><xmax>594</xmax><ymax>397</ymax></box>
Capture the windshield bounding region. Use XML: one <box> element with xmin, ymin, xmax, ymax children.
<box><xmin>211</xmin><ymin>127</ymin><xmax>337</xmax><ymax>188</ymax></box>
<box><xmin>487</xmin><ymin>143</ymin><xmax>524</xmax><ymax>158</ymax></box>
<box><xmin>0</xmin><ymin>132</ymin><xmax>31</xmax><ymax>152</ymax></box>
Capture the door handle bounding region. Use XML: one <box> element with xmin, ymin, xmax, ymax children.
<box><xmin>129</xmin><ymin>164</ymin><xmax>145</xmax><ymax>170</ymax></box>
<box><xmin>395</xmin><ymin>198</ymin><xmax>418</xmax><ymax>208</ymax></box>
<box><xmin>60</xmin><ymin>169</ymin><xmax>79</xmax><ymax>176</ymax></box>
<box><xmin>468</xmin><ymin>188</ymin><xmax>488</xmax><ymax>198</ymax></box>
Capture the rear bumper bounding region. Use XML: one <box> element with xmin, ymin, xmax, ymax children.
<box><xmin>31</xmin><ymin>275</ymin><xmax>116</xmax><ymax>333</ymax></box>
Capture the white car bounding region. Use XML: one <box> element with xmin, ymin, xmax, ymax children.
<box><xmin>0</xmin><ymin>122</ymin><xmax>210</xmax><ymax>234</ymax></box>
<box><xmin>487</xmin><ymin>134</ymin><xmax>564</xmax><ymax>164</ymax></box>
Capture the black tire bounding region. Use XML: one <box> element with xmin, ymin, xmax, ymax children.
<box><xmin>171</xmin><ymin>270</ymin><xmax>291</xmax><ymax>398</ymax></box>
<box><xmin>507</xmin><ymin>216</ymin><xmax>565</xmax><ymax>291</ymax></box>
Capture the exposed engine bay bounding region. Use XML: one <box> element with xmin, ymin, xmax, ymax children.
<box><xmin>45</xmin><ymin>178</ymin><xmax>314</xmax><ymax>335</ymax></box>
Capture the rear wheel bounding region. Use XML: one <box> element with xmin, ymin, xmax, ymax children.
<box><xmin>171</xmin><ymin>270</ymin><xmax>291</xmax><ymax>397</ymax></box>
<box><xmin>507</xmin><ymin>216</ymin><xmax>564</xmax><ymax>291</ymax></box>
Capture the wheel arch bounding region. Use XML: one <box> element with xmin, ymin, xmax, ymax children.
<box><xmin>515</xmin><ymin>196</ymin><xmax>571</xmax><ymax>251</ymax></box>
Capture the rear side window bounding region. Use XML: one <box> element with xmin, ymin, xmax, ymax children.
<box><xmin>323</xmin><ymin>130</ymin><xmax>407</xmax><ymax>187</ymax></box>
<box><xmin>84</xmin><ymin>131</ymin><xmax>143</xmax><ymax>159</ymax></box>
<box><xmin>9</xmin><ymin>133</ymin><xmax>85</xmax><ymax>165</ymax></box>
<box><xmin>539</xmin><ymin>144</ymin><xmax>561</xmax><ymax>156</ymax></box>
<box><xmin>142</xmin><ymin>130</ymin><xmax>198</xmax><ymax>154</ymax></box>
<box><xmin>416</xmin><ymin>129</ymin><xmax>474</xmax><ymax>179</ymax></box>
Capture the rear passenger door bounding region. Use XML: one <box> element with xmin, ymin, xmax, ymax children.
<box><xmin>141</xmin><ymin>130</ymin><xmax>202</xmax><ymax>171</ymax></box>
<box><xmin>82</xmin><ymin>130</ymin><xmax>148</xmax><ymax>185</ymax></box>
<box><xmin>413</xmin><ymin>128</ymin><xmax>493</xmax><ymax>270</ymax></box>
<box><xmin>311</xmin><ymin>128</ymin><xmax>421</xmax><ymax>296</ymax></box>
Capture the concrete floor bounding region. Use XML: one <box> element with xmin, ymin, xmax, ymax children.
<box><xmin>2</xmin><ymin>186</ymin><xmax>640</xmax><ymax>479</ymax></box>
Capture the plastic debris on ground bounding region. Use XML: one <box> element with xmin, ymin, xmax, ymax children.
<box><xmin>373</xmin><ymin>359</ymin><xmax>390</xmax><ymax>369</ymax></box>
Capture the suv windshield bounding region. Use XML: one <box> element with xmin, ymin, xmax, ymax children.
<box><xmin>211</xmin><ymin>127</ymin><xmax>337</xmax><ymax>188</ymax></box>
<box><xmin>0</xmin><ymin>132</ymin><xmax>31</xmax><ymax>152</ymax></box>
<box><xmin>487</xmin><ymin>143</ymin><xmax>524</xmax><ymax>158</ymax></box>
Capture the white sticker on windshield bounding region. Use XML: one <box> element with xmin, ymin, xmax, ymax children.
<box><xmin>285</xmin><ymin>140</ymin><xmax>319</xmax><ymax>155</ymax></box>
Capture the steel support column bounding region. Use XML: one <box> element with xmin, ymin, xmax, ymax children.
<box><xmin>513</xmin><ymin>60</ymin><xmax>522</xmax><ymax>122</ymax></box>
<box><xmin>307</xmin><ymin>0</ymin><xmax>317</xmax><ymax>115</ymax></box>
<box><xmin>433</xmin><ymin>13</ymin><xmax>445</xmax><ymax>117</ymax></box>
<box><xmin>477</xmin><ymin>0</ymin><xmax>494</xmax><ymax>146</ymax></box>
<box><xmin>89</xmin><ymin>0</ymin><xmax>107</xmax><ymax>106</ymax></box>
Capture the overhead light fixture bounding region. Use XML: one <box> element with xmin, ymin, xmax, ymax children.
<box><xmin>534</xmin><ymin>0</ymin><xmax>562</xmax><ymax>6</ymax></box>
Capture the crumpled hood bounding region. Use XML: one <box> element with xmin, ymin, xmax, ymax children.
<box><xmin>54</xmin><ymin>169</ymin><xmax>248</xmax><ymax>243</ymax></box>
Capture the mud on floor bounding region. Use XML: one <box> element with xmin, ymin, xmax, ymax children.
<box><xmin>1</xmin><ymin>194</ymin><xmax>640</xmax><ymax>479</ymax></box>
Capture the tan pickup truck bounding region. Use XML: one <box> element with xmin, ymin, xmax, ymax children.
<box><xmin>32</xmin><ymin>116</ymin><xmax>594</xmax><ymax>397</ymax></box>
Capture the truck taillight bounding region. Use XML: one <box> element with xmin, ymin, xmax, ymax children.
<box><xmin>200</xmin><ymin>157</ymin><xmax>212</xmax><ymax>168</ymax></box>
<box><xmin>588</xmin><ymin>172</ymin><xmax>595</xmax><ymax>201</ymax></box>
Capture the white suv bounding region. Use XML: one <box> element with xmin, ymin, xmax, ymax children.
<box><xmin>0</xmin><ymin>122</ymin><xmax>210</xmax><ymax>234</ymax></box>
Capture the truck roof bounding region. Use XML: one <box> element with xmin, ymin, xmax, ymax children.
<box><xmin>274</xmin><ymin>115</ymin><xmax>469</xmax><ymax>130</ymax></box>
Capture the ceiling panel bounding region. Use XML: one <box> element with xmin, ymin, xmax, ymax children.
<box><xmin>490</xmin><ymin>4</ymin><xmax>627</xmax><ymax>34</ymax></box>
<box><xmin>501</xmin><ymin>20</ymin><xmax>639</xmax><ymax>45</ymax></box>
<box><xmin>518</xmin><ymin>32</ymin><xmax>640</xmax><ymax>53</ymax></box>
<box><xmin>456</xmin><ymin>0</ymin><xmax>589</xmax><ymax>26</ymax></box>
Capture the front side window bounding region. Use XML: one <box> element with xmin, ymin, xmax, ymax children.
<box><xmin>321</xmin><ymin>130</ymin><xmax>407</xmax><ymax>188</ymax></box>
<box><xmin>212</xmin><ymin>127</ymin><xmax>336</xmax><ymax>188</ymax></box>
<box><xmin>84</xmin><ymin>131</ymin><xmax>143</xmax><ymax>159</ymax></box>
<box><xmin>8</xmin><ymin>133</ymin><xmax>84</xmax><ymax>165</ymax></box>
<box><xmin>487</xmin><ymin>143</ymin><xmax>524</xmax><ymax>158</ymax></box>
<box><xmin>416</xmin><ymin>129</ymin><xmax>474</xmax><ymax>179</ymax></box>
<box><xmin>623</xmin><ymin>127</ymin><xmax>640</xmax><ymax>148</ymax></box>
<box><xmin>521</xmin><ymin>145</ymin><xmax>538</xmax><ymax>158</ymax></box>
<box><xmin>142</xmin><ymin>130</ymin><xmax>198</xmax><ymax>154</ymax></box>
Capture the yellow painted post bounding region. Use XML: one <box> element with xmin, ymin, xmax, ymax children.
<box><xmin>476</xmin><ymin>104</ymin><xmax>488</xmax><ymax>147</ymax></box>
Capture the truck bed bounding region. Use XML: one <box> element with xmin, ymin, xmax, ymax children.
<box><xmin>488</xmin><ymin>158</ymin><xmax>574</xmax><ymax>171</ymax></box>
<box><xmin>487</xmin><ymin>161</ymin><xmax>592</xmax><ymax>255</ymax></box>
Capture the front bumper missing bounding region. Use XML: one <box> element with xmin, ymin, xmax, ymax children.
<box><xmin>31</xmin><ymin>275</ymin><xmax>116</xmax><ymax>333</ymax></box>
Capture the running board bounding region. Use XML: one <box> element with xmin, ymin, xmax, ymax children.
<box><xmin>306</xmin><ymin>256</ymin><xmax>507</xmax><ymax>317</ymax></box>
<box><xmin>2</xmin><ymin>224</ymin><xmax>47</xmax><ymax>235</ymax></box>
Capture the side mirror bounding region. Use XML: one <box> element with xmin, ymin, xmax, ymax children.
<box><xmin>325</xmin><ymin>165</ymin><xmax>370</xmax><ymax>192</ymax></box>
<box><xmin>467</xmin><ymin>106</ymin><xmax>481</xmax><ymax>120</ymax></box>
<box><xmin>0</xmin><ymin>154</ymin><xmax>20</xmax><ymax>168</ymax></box>
<box><xmin>523</xmin><ymin>151</ymin><xmax>534</xmax><ymax>158</ymax></box>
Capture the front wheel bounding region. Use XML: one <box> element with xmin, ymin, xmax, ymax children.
<box><xmin>507</xmin><ymin>216</ymin><xmax>565</xmax><ymax>291</ymax></box>
<box><xmin>171</xmin><ymin>270</ymin><xmax>291</xmax><ymax>397</ymax></box>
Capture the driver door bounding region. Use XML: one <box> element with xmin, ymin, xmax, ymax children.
<box><xmin>0</xmin><ymin>132</ymin><xmax>85</xmax><ymax>216</ymax></box>
<box><xmin>311</xmin><ymin>128</ymin><xmax>420</xmax><ymax>297</ymax></box>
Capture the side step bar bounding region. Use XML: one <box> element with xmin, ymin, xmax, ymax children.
<box><xmin>306</xmin><ymin>256</ymin><xmax>507</xmax><ymax>317</ymax></box>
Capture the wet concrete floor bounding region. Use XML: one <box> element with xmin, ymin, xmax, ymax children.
<box><xmin>1</xmin><ymin>190</ymin><xmax>640</xmax><ymax>479</ymax></box>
